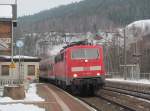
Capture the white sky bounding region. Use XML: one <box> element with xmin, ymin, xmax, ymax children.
<box><xmin>0</xmin><ymin>5</ymin><xmax>12</xmax><ymax>18</ymax></box>
<box><xmin>0</xmin><ymin>0</ymin><xmax>82</xmax><ymax>17</ymax></box>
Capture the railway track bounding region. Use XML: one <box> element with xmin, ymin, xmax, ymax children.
<box><xmin>103</xmin><ymin>86</ymin><xmax>150</xmax><ymax>101</ymax></box>
<box><xmin>77</xmin><ymin>85</ymin><xmax>150</xmax><ymax>111</ymax></box>
<box><xmin>105</xmin><ymin>81</ymin><xmax>150</xmax><ymax>94</ymax></box>
<box><xmin>96</xmin><ymin>87</ymin><xmax>150</xmax><ymax>111</ymax></box>
<box><xmin>41</xmin><ymin>82</ymin><xmax>136</xmax><ymax>111</ymax></box>
<box><xmin>78</xmin><ymin>96</ymin><xmax>134</xmax><ymax>111</ymax></box>
<box><xmin>40</xmin><ymin>81</ymin><xmax>150</xmax><ymax>111</ymax></box>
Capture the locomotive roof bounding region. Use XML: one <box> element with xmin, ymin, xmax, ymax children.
<box><xmin>63</xmin><ymin>40</ymin><xmax>92</xmax><ymax>49</ymax></box>
<box><xmin>60</xmin><ymin>40</ymin><xmax>93</xmax><ymax>52</ymax></box>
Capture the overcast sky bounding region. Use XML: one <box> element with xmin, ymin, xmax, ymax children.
<box><xmin>0</xmin><ymin>0</ymin><xmax>82</xmax><ymax>17</ymax></box>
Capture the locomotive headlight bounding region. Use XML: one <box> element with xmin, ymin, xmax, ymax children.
<box><xmin>97</xmin><ymin>73</ymin><xmax>100</xmax><ymax>76</ymax></box>
<box><xmin>73</xmin><ymin>74</ymin><xmax>78</xmax><ymax>78</ymax></box>
<box><xmin>85</xmin><ymin>59</ymin><xmax>88</xmax><ymax>62</ymax></box>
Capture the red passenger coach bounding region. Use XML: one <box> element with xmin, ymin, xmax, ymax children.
<box><xmin>53</xmin><ymin>41</ymin><xmax>105</xmax><ymax>95</ymax></box>
<box><xmin>39</xmin><ymin>58</ymin><xmax>55</xmax><ymax>81</ymax></box>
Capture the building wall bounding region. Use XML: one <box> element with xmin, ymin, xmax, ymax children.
<box><xmin>0</xmin><ymin>61</ymin><xmax>39</xmax><ymax>81</ymax></box>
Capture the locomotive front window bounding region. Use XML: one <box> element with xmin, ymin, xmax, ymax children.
<box><xmin>71</xmin><ymin>48</ymin><xmax>99</xmax><ymax>59</ymax></box>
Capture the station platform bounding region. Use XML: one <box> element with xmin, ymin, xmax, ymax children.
<box><xmin>0</xmin><ymin>83</ymin><xmax>95</xmax><ymax>111</ymax></box>
<box><xmin>105</xmin><ymin>78</ymin><xmax>150</xmax><ymax>93</ymax></box>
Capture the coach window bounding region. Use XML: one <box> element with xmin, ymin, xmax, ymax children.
<box><xmin>55</xmin><ymin>55</ymin><xmax>59</xmax><ymax>63</ymax></box>
<box><xmin>60</xmin><ymin>53</ymin><xmax>64</xmax><ymax>61</ymax></box>
<box><xmin>48</xmin><ymin>64</ymin><xmax>53</xmax><ymax>70</ymax></box>
<box><xmin>1</xmin><ymin>65</ymin><xmax>9</xmax><ymax>76</ymax></box>
<box><xmin>54</xmin><ymin>56</ymin><xmax>57</xmax><ymax>63</ymax></box>
<box><xmin>58</xmin><ymin>54</ymin><xmax>61</xmax><ymax>61</ymax></box>
<box><xmin>55</xmin><ymin>53</ymin><xmax>64</xmax><ymax>63</ymax></box>
<box><xmin>28</xmin><ymin>65</ymin><xmax>35</xmax><ymax>76</ymax></box>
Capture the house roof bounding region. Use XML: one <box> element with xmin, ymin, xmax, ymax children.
<box><xmin>0</xmin><ymin>18</ymin><xmax>12</xmax><ymax>22</ymax></box>
<box><xmin>0</xmin><ymin>55</ymin><xmax>41</xmax><ymax>62</ymax></box>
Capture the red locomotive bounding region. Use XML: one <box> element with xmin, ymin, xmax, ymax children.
<box><xmin>40</xmin><ymin>41</ymin><xmax>105</xmax><ymax>95</ymax></box>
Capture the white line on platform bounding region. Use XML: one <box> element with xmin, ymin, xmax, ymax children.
<box><xmin>53</xmin><ymin>85</ymin><xmax>97</xmax><ymax>111</ymax></box>
<box><xmin>44</xmin><ymin>86</ymin><xmax>71</xmax><ymax>111</ymax></box>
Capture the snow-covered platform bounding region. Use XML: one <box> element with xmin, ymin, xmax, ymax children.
<box><xmin>0</xmin><ymin>83</ymin><xmax>45</xmax><ymax>111</ymax></box>
<box><xmin>0</xmin><ymin>83</ymin><xmax>95</xmax><ymax>111</ymax></box>
<box><xmin>106</xmin><ymin>78</ymin><xmax>150</xmax><ymax>93</ymax></box>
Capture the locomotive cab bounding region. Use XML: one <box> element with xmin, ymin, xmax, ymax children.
<box><xmin>53</xmin><ymin>41</ymin><xmax>105</xmax><ymax>95</ymax></box>
<box><xmin>65</xmin><ymin>42</ymin><xmax>105</xmax><ymax>95</ymax></box>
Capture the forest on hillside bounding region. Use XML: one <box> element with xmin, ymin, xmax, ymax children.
<box><xmin>17</xmin><ymin>0</ymin><xmax>150</xmax><ymax>34</ymax></box>
<box><xmin>13</xmin><ymin>0</ymin><xmax>150</xmax><ymax>73</ymax></box>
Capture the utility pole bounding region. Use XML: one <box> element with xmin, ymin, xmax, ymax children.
<box><xmin>11</xmin><ymin>0</ymin><xmax>17</xmax><ymax>73</ymax></box>
<box><xmin>11</xmin><ymin>19</ymin><xmax>14</xmax><ymax>63</ymax></box>
<box><xmin>124</xmin><ymin>28</ymin><xmax>127</xmax><ymax>80</ymax></box>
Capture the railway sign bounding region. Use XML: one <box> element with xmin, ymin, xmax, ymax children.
<box><xmin>9</xmin><ymin>62</ymin><xmax>16</xmax><ymax>68</ymax></box>
<box><xmin>16</xmin><ymin>40</ymin><xmax>24</xmax><ymax>48</ymax></box>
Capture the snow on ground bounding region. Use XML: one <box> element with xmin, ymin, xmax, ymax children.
<box><xmin>106</xmin><ymin>78</ymin><xmax>150</xmax><ymax>85</ymax></box>
<box><xmin>0</xmin><ymin>83</ymin><xmax>44</xmax><ymax>103</ymax></box>
<box><xmin>0</xmin><ymin>104</ymin><xmax>45</xmax><ymax>111</ymax></box>
<box><xmin>0</xmin><ymin>84</ymin><xmax>45</xmax><ymax>111</ymax></box>
<box><xmin>24</xmin><ymin>83</ymin><xmax>44</xmax><ymax>101</ymax></box>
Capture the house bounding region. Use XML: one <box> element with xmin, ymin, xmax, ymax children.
<box><xmin>0</xmin><ymin>55</ymin><xmax>41</xmax><ymax>85</ymax></box>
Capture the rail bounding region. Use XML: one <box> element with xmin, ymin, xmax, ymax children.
<box><xmin>103</xmin><ymin>86</ymin><xmax>150</xmax><ymax>101</ymax></box>
<box><xmin>97</xmin><ymin>86</ymin><xmax>150</xmax><ymax>111</ymax></box>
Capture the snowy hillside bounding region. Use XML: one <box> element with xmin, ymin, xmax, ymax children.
<box><xmin>125</xmin><ymin>19</ymin><xmax>150</xmax><ymax>46</ymax></box>
<box><xmin>126</xmin><ymin>20</ymin><xmax>150</xmax><ymax>37</ymax></box>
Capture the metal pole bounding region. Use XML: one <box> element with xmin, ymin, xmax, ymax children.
<box><xmin>105</xmin><ymin>32</ymin><xmax>109</xmax><ymax>74</ymax></box>
<box><xmin>11</xmin><ymin>0</ymin><xmax>17</xmax><ymax>62</ymax></box>
<box><xmin>11</xmin><ymin>21</ymin><xmax>14</xmax><ymax>63</ymax></box>
<box><xmin>15</xmin><ymin>0</ymin><xmax>17</xmax><ymax>4</ymax></box>
<box><xmin>124</xmin><ymin>28</ymin><xmax>127</xmax><ymax>80</ymax></box>
<box><xmin>19</xmin><ymin>47</ymin><xmax>21</xmax><ymax>81</ymax></box>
